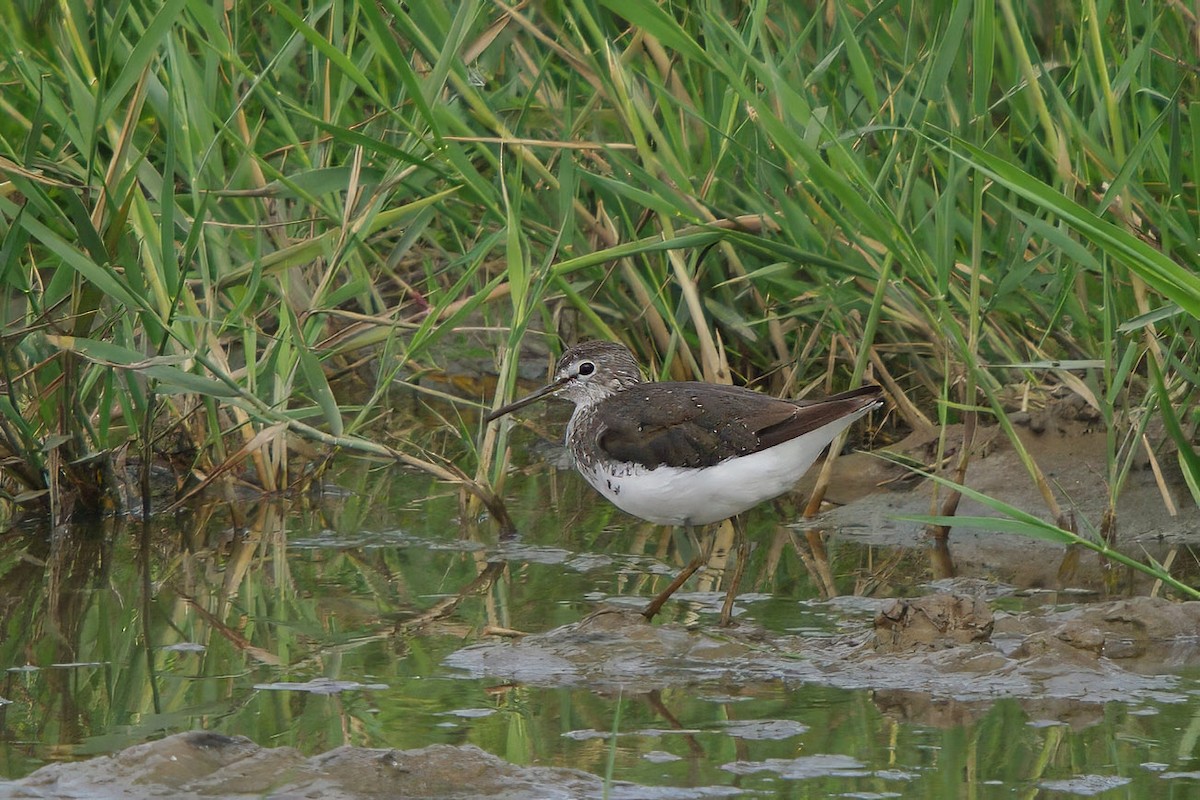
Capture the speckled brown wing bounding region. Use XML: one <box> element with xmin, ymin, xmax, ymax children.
<box><xmin>755</xmin><ymin>385</ymin><xmax>883</xmax><ymax>449</ymax></box>
<box><xmin>594</xmin><ymin>383</ymin><xmax>881</xmax><ymax>469</ymax></box>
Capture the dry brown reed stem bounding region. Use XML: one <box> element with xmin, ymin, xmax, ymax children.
<box><xmin>399</xmin><ymin>560</ymin><xmax>508</xmax><ymax>633</ymax></box>
<box><xmin>926</xmin><ymin>408</ymin><xmax>978</xmax><ymax>542</ymax></box>
<box><xmin>802</xmin><ymin>333</ymin><xmax>878</xmax><ymax>518</ymax></box>
<box><xmin>868</xmin><ymin>349</ymin><xmax>933</xmax><ymax>430</ymax></box>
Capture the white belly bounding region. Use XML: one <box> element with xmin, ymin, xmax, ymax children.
<box><xmin>574</xmin><ymin>414</ymin><xmax>865</xmax><ymax>526</ymax></box>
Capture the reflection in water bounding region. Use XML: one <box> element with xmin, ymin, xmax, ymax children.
<box><xmin>0</xmin><ymin>460</ymin><xmax>1197</xmax><ymax>799</ymax></box>
<box><xmin>791</xmin><ymin>527</ymin><xmax>837</xmax><ymax>597</ymax></box>
<box><xmin>929</xmin><ymin>535</ymin><xmax>956</xmax><ymax>579</ymax></box>
<box><xmin>398</xmin><ymin>559</ymin><xmax>508</xmax><ymax>632</ymax></box>
<box><xmin>17</xmin><ymin>520</ymin><xmax>114</xmax><ymax>756</ymax></box>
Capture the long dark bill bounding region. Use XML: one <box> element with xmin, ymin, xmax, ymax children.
<box><xmin>485</xmin><ymin>376</ymin><xmax>570</xmax><ymax>422</ymax></box>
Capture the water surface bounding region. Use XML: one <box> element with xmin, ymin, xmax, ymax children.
<box><xmin>1</xmin><ymin>457</ymin><xmax>1198</xmax><ymax>797</ymax></box>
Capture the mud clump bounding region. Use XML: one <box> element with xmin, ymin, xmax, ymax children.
<box><xmin>3</xmin><ymin>730</ymin><xmax>720</xmax><ymax>800</ymax></box>
<box><xmin>1000</xmin><ymin>596</ymin><xmax>1200</xmax><ymax>669</ymax></box>
<box><xmin>447</xmin><ymin>594</ymin><xmax>1199</xmax><ymax>720</ymax></box>
<box><xmin>873</xmin><ymin>594</ymin><xmax>994</xmax><ymax>652</ymax></box>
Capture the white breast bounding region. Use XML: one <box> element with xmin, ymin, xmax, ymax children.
<box><xmin>573</xmin><ymin>412</ymin><xmax>869</xmax><ymax>526</ymax></box>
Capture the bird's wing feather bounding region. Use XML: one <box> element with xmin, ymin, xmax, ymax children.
<box><xmin>758</xmin><ymin>385</ymin><xmax>883</xmax><ymax>449</ymax></box>
<box><xmin>595</xmin><ymin>383</ymin><xmax>881</xmax><ymax>469</ymax></box>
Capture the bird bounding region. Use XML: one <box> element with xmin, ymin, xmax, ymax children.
<box><xmin>487</xmin><ymin>340</ymin><xmax>883</xmax><ymax>624</ymax></box>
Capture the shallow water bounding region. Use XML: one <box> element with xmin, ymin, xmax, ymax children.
<box><xmin>1</xmin><ymin>456</ymin><xmax>1199</xmax><ymax>798</ymax></box>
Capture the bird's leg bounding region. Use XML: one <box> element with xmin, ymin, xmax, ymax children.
<box><xmin>642</xmin><ymin>525</ymin><xmax>708</xmax><ymax>621</ymax></box>
<box><xmin>719</xmin><ymin>515</ymin><xmax>751</xmax><ymax>627</ymax></box>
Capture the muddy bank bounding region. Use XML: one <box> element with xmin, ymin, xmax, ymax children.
<box><xmin>796</xmin><ymin>410</ymin><xmax>1199</xmax><ymax>594</ymax></box>
<box><xmin>3</xmin><ymin>400</ymin><xmax>1196</xmax><ymax>798</ymax></box>
<box><xmin>447</xmin><ymin>596</ymin><xmax>1200</xmax><ymax>722</ymax></box>
<box><xmin>6</xmin><ymin>596</ymin><xmax>1196</xmax><ymax>799</ymax></box>
<box><xmin>1</xmin><ymin>731</ymin><xmax>738</xmax><ymax>800</ymax></box>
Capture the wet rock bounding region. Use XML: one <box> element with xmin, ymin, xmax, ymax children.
<box><xmin>997</xmin><ymin>597</ymin><xmax>1200</xmax><ymax>667</ymax></box>
<box><xmin>873</xmin><ymin>594</ymin><xmax>994</xmax><ymax>652</ymax></box>
<box><xmin>7</xmin><ymin>732</ymin><xmax>301</xmax><ymax>798</ymax></box>
<box><xmin>1053</xmin><ymin>621</ymin><xmax>1106</xmax><ymax>655</ymax></box>
<box><xmin>1087</xmin><ymin>597</ymin><xmax>1200</xmax><ymax>666</ymax></box>
<box><xmin>1098</xmin><ymin>596</ymin><xmax>1200</xmax><ymax>642</ymax></box>
<box><xmin>3</xmin><ymin>731</ymin><xmax>736</xmax><ymax>800</ymax></box>
<box><xmin>1011</xmin><ymin>627</ymin><xmax>1107</xmax><ymax>667</ymax></box>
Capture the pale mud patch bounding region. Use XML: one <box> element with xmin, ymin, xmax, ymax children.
<box><xmin>811</xmin><ymin>411</ymin><xmax>1198</xmax><ymax>593</ymax></box>
<box><xmin>0</xmin><ymin>731</ymin><xmax>740</xmax><ymax>800</ymax></box>
<box><xmin>446</xmin><ymin>596</ymin><xmax>1198</xmax><ymax>715</ymax></box>
<box><xmin>11</xmin><ymin>596</ymin><xmax>1193</xmax><ymax>799</ymax></box>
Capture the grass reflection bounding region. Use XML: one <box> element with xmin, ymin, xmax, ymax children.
<box><xmin>0</xmin><ymin>460</ymin><xmax>1197</xmax><ymax>798</ymax></box>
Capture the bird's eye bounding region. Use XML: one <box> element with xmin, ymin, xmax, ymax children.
<box><xmin>578</xmin><ymin>361</ymin><xmax>595</xmax><ymax>376</ymax></box>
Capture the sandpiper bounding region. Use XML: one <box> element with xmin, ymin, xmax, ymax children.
<box><xmin>488</xmin><ymin>340</ymin><xmax>883</xmax><ymax>624</ymax></box>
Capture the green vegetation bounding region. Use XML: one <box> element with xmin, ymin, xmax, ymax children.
<box><xmin>0</xmin><ymin>1</ymin><xmax>1196</xmax><ymax>588</ymax></box>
